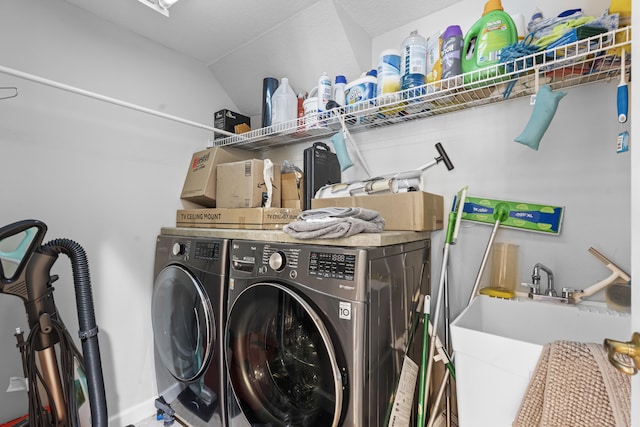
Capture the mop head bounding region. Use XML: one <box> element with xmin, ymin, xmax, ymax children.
<box><xmin>515</xmin><ymin>85</ymin><xmax>566</xmax><ymax>151</ymax></box>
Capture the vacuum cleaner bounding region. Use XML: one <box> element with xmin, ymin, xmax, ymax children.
<box><xmin>0</xmin><ymin>219</ymin><xmax>107</xmax><ymax>426</ymax></box>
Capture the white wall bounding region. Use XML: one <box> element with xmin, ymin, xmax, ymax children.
<box><xmin>266</xmin><ymin>0</ymin><xmax>630</xmax><ymax>324</ymax></box>
<box><xmin>0</xmin><ymin>0</ymin><xmax>632</xmax><ymax>424</ymax></box>
<box><xmin>267</xmin><ymin>83</ymin><xmax>630</xmax><ymax>318</ymax></box>
<box><xmin>0</xmin><ymin>0</ymin><xmax>236</xmax><ymax>424</ymax></box>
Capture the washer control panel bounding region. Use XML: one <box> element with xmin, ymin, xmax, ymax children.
<box><xmin>229</xmin><ymin>240</ymin><xmax>365</xmax><ymax>299</ymax></box>
<box><xmin>262</xmin><ymin>246</ymin><xmax>301</xmax><ymax>271</ymax></box>
<box><xmin>309</xmin><ymin>252</ymin><xmax>355</xmax><ymax>281</ymax></box>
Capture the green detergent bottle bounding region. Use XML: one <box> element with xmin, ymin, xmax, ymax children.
<box><xmin>462</xmin><ymin>0</ymin><xmax>517</xmax><ymax>84</ymax></box>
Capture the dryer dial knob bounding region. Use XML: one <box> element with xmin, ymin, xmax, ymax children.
<box><xmin>172</xmin><ymin>242</ymin><xmax>186</xmax><ymax>256</ymax></box>
<box><xmin>269</xmin><ymin>251</ymin><xmax>286</xmax><ymax>271</ymax></box>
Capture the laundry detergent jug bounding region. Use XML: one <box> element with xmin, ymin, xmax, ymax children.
<box><xmin>461</xmin><ymin>0</ymin><xmax>517</xmax><ymax>84</ymax></box>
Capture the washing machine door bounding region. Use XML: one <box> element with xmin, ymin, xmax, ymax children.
<box><xmin>226</xmin><ymin>282</ymin><xmax>344</xmax><ymax>427</ymax></box>
<box><xmin>152</xmin><ymin>265</ymin><xmax>214</xmax><ymax>383</ymax></box>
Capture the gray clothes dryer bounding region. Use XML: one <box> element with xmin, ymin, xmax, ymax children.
<box><xmin>152</xmin><ymin>234</ymin><xmax>229</xmax><ymax>427</ymax></box>
<box><xmin>225</xmin><ymin>238</ymin><xmax>430</xmax><ymax>427</ymax></box>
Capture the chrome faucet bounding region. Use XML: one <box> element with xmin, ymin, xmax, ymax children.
<box><xmin>524</xmin><ymin>263</ymin><xmax>573</xmax><ymax>304</ymax></box>
<box><xmin>532</xmin><ymin>263</ymin><xmax>556</xmax><ymax>297</ymax></box>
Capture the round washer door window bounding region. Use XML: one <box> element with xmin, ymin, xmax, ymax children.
<box><xmin>152</xmin><ymin>265</ymin><xmax>214</xmax><ymax>383</ymax></box>
<box><xmin>226</xmin><ymin>283</ymin><xmax>344</xmax><ymax>427</ymax></box>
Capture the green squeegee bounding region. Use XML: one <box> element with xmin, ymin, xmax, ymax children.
<box><xmin>462</xmin><ymin>196</ymin><xmax>564</xmax><ymax>235</ymax></box>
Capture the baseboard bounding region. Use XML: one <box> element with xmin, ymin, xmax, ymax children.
<box><xmin>108</xmin><ymin>398</ymin><xmax>156</xmax><ymax>426</ymax></box>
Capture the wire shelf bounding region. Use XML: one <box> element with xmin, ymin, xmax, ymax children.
<box><xmin>214</xmin><ymin>27</ymin><xmax>631</xmax><ymax>151</ymax></box>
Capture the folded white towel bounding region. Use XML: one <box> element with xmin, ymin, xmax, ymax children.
<box><xmin>283</xmin><ymin>207</ymin><xmax>385</xmax><ymax>239</ymax></box>
<box><xmin>298</xmin><ymin>207</ymin><xmax>382</xmax><ymax>222</ymax></box>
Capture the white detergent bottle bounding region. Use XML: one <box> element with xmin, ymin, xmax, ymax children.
<box><xmin>318</xmin><ymin>72</ymin><xmax>332</xmax><ymax>113</ymax></box>
<box><xmin>271</xmin><ymin>77</ymin><xmax>297</xmax><ymax>125</ymax></box>
<box><xmin>333</xmin><ymin>75</ymin><xmax>347</xmax><ymax>106</ymax></box>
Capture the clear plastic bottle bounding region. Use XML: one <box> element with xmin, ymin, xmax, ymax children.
<box><xmin>401</xmin><ymin>30</ymin><xmax>428</xmax><ymax>92</ymax></box>
<box><xmin>271</xmin><ymin>77</ymin><xmax>297</xmax><ymax>125</ymax></box>
<box><xmin>318</xmin><ymin>72</ymin><xmax>332</xmax><ymax>113</ymax></box>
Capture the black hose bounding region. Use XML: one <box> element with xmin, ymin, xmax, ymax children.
<box><xmin>44</xmin><ymin>238</ymin><xmax>108</xmax><ymax>427</ymax></box>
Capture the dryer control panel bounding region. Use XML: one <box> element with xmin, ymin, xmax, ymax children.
<box><xmin>194</xmin><ymin>241</ymin><xmax>221</xmax><ymax>261</ymax></box>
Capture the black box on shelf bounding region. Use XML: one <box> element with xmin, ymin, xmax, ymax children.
<box><xmin>214</xmin><ymin>109</ymin><xmax>251</xmax><ymax>139</ymax></box>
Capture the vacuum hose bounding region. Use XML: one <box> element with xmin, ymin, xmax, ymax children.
<box><xmin>44</xmin><ymin>238</ymin><xmax>108</xmax><ymax>427</ymax></box>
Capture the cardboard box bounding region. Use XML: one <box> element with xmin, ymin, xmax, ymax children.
<box><xmin>282</xmin><ymin>200</ymin><xmax>303</xmax><ymax>209</ymax></box>
<box><xmin>311</xmin><ymin>191</ymin><xmax>443</xmax><ymax>231</ymax></box>
<box><xmin>214</xmin><ymin>109</ymin><xmax>251</xmax><ymax>139</ymax></box>
<box><xmin>180</xmin><ymin>146</ymin><xmax>251</xmax><ymax>208</ymax></box>
<box><xmin>216</xmin><ymin>159</ymin><xmax>281</xmax><ymax>208</ymax></box>
<box><xmin>281</xmin><ymin>172</ymin><xmax>304</xmax><ymax>208</ymax></box>
<box><xmin>176</xmin><ymin>208</ymin><xmax>300</xmax><ymax>230</ymax></box>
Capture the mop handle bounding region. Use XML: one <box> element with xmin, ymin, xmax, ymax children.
<box><xmin>427</xmin><ymin>369</ymin><xmax>451</xmax><ymax>427</ymax></box>
<box><xmin>468</xmin><ymin>218</ymin><xmax>501</xmax><ymax>304</ymax></box>
<box><xmin>617</xmin><ymin>48</ymin><xmax>628</xmax><ymax>123</ymax></box>
<box><xmin>423</xmin><ymin>197</ymin><xmax>462</xmax><ymax>417</ymax></box>
<box><xmin>417</xmin><ymin>296</ymin><xmax>431</xmax><ymax>427</ymax></box>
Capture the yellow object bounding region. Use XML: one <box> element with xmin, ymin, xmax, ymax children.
<box><xmin>483</xmin><ymin>0</ymin><xmax>503</xmax><ymax>15</ymax></box>
<box><xmin>610</xmin><ymin>0</ymin><xmax>631</xmax><ymax>25</ymax></box>
<box><xmin>479</xmin><ymin>242</ymin><xmax>518</xmax><ymax>299</ymax></box>
<box><xmin>426</xmin><ymin>58</ymin><xmax>441</xmax><ymax>84</ymax></box>
<box><xmin>480</xmin><ymin>287</ymin><xmax>515</xmax><ymax>299</ymax></box>
<box><xmin>609</xmin><ymin>0</ymin><xmax>631</xmax><ymax>55</ymax></box>
<box><xmin>426</xmin><ymin>32</ymin><xmax>442</xmax><ymax>86</ymax></box>
<box><xmin>490</xmin><ymin>243</ymin><xmax>519</xmax><ymax>285</ymax></box>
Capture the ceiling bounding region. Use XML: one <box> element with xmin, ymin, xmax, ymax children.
<box><xmin>63</xmin><ymin>0</ymin><xmax>463</xmax><ymax>118</ymax></box>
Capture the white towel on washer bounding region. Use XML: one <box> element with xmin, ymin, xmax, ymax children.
<box><xmin>283</xmin><ymin>207</ymin><xmax>385</xmax><ymax>239</ymax></box>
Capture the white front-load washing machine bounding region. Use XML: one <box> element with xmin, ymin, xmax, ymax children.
<box><xmin>225</xmin><ymin>238</ymin><xmax>430</xmax><ymax>427</ymax></box>
<box><xmin>152</xmin><ymin>234</ymin><xmax>229</xmax><ymax>426</ymax></box>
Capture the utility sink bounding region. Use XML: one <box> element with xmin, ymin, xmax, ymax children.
<box><xmin>450</xmin><ymin>295</ymin><xmax>630</xmax><ymax>427</ymax></box>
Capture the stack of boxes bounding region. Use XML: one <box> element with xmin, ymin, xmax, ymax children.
<box><xmin>178</xmin><ymin>147</ymin><xmax>301</xmax><ymax>229</ymax></box>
